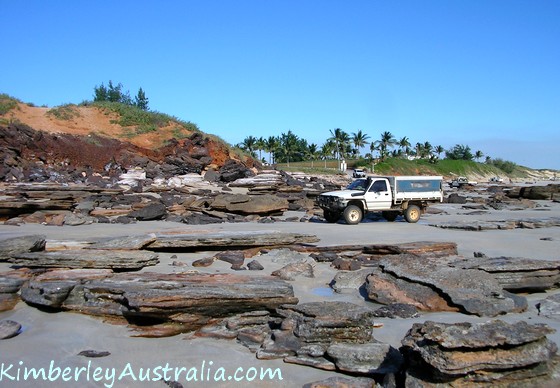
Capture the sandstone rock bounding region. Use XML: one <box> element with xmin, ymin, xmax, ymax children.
<box><xmin>277</xmin><ymin>302</ymin><xmax>377</xmax><ymax>344</ymax></box>
<box><xmin>537</xmin><ymin>293</ymin><xmax>560</xmax><ymax>321</ymax></box>
<box><xmin>401</xmin><ymin>320</ymin><xmax>559</xmax><ymax>386</ymax></box>
<box><xmin>147</xmin><ymin>231</ymin><xmax>319</xmax><ymax>249</ymax></box>
<box><xmin>86</xmin><ymin>235</ymin><xmax>157</xmax><ymax>250</ymax></box>
<box><xmin>218</xmin><ymin>159</ymin><xmax>254</xmax><ymax>182</ymax></box>
<box><xmin>77</xmin><ymin>350</ymin><xmax>111</xmax><ymax>358</ymax></box>
<box><xmin>372</xmin><ymin>303</ymin><xmax>419</xmax><ymax>319</ymax></box>
<box><xmin>214</xmin><ymin>251</ymin><xmax>245</xmax><ymax>270</ymax></box>
<box><xmin>210</xmin><ymin>193</ymin><xmax>289</xmax><ymax>215</ymax></box>
<box><xmin>450</xmin><ymin>256</ymin><xmax>560</xmax><ymax>292</ymax></box>
<box><xmin>0</xmin><ymin>269</ymin><xmax>35</xmax><ymax>311</ymax></box>
<box><xmin>0</xmin><ymin>320</ymin><xmax>22</xmax><ymax>339</ymax></box>
<box><xmin>20</xmin><ymin>270</ymin><xmax>298</xmax><ymax>336</ymax></box>
<box><xmin>367</xmin><ymin>255</ymin><xmax>527</xmax><ymax>316</ymax></box>
<box><xmin>326</xmin><ymin>342</ymin><xmax>402</xmax><ymax>374</ymax></box>
<box><xmin>128</xmin><ymin>202</ymin><xmax>167</xmax><ymax>220</ymax></box>
<box><xmin>271</xmin><ymin>262</ymin><xmax>314</xmax><ymax>281</ymax></box>
<box><xmin>247</xmin><ymin>260</ymin><xmax>264</xmax><ymax>271</ymax></box>
<box><xmin>517</xmin><ymin>184</ymin><xmax>560</xmax><ymax>200</ymax></box>
<box><xmin>0</xmin><ymin>235</ymin><xmax>46</xmax><ymax>261</ymax></box>
<box><xmin>10</xmin><ymin>249</ymin><xmax>159</xmax><ymax>270</ymax></box>
<box><xmin>330</xmin><ymin>269</ymin><xmax>374</xmax><ymax>293</ymax></box>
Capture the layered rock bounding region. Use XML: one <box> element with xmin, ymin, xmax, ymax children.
<box><xmin>366</xmin><ymin>255</ymin><xmax>527</xmax><ymax>316</ymax></box>
<box><xmin>20</xmin><ymin>270</ymin><xmax>298</xmax><ymax>336</ymax></box>
<box><xmin>0</xmin><ymin>234</ymin><xmax>46</xmax><ymax>261</ymax></box>
<box><xmin>210</xmin><ymin>193</ymin><xmax>289</xmax><ymax>215</ymax></box>
<box><xmin>256</xmin><ymin>302</ymin><xmax>402</xmax><ymax>376</ymax></box>
<box><xmin>401</xmin><ymin>320</ymin><xmax>559</xmax><ymax>386</ymax></box>
<box><xmin>145</xmin><ymin>231</ymin><xmax>319</xmax><ymax>250</ymax></box>
<box><xmin>450</xmin><ymin>255</ymin><xmax>560</xmax><ymax>292</ymax></box>
<box><xmin>9</xmin><ymin>249</ymin><xmax>159</xmax><ymax>270</ymax></box>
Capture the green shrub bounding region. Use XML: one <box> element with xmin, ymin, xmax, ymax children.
<box><xmin>0</xmin><ymin>94</ymin><xmax>20</xmax><ymax>115</ymax></box>
<box><xmin>46</xmin><ymin>104</ymin><xmax>81</xmax><ymax>120</ymax></box>
<box><xmin>489</xmin><ymin>158</ymin><xmax>517</xmax><ymax>174</ymax></box>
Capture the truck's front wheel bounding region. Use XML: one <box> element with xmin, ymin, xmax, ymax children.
<box><xmin>343</xmin><ymin>205</ymin><xmax>363</xmax><ymax>225</ymax></box>
<box><xmin>404</xmin><ymin>205</ymin><xmax>421</xmax><ymax>223</ymax></box>
<box><xmin>323</xmin><ymin>210</ymin><xmax>340</xmax><ymax>223</ymax></box>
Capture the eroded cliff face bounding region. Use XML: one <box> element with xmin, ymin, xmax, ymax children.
<box><xmin>0</xmin><ymin>122</ymin><xmax>256</xmax><ymax>183</ymax></box>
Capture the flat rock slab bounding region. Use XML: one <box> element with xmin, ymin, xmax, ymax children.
<box><xmin>0</xmin><ymin>235</ymin><xmax>46</xmax><ymax>261</ymax></box>
<box><xmin>370</xmin><ymin>255</ymin><xmax>527</xmax><ymax>316</ymax></box>
<box><xmin>20</xmin><ymin>270</ymin><xmax>298</xmax><ymax>336</ymax></box>
<box><xmin>0</xmin><ymin>320</ymin><xmax>22</xmax><ymax>339</ymax></box>
<box><xmin>10</xmin><ymin>250</ymin><xmax>159</xmax><ymax>270</ymax></box>
<box><xmin>402</xmin><ymin>320</ymin><xmax>559</xmax><ymax>386</ymax></box>
<box><xmin>429</xmin><ymin>217</ymin><xmax>560</xmax><ymax>231</ymax></box>
<box><xmin>86</xmin><ymin>235</ymin><xmax>157</xmax><ymax>250</ymax></box>
<box><xmin>450</xmin><ymin>256</ymin><xmax>560</xmax><ymax>292</ymax></box>
<box><xmin>146</xmin><ymin>231</ymin><xmax>319</xmax><ymax>249</ymax></box>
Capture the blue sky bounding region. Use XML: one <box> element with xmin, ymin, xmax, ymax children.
<box><xmin>1</xmin><ymin>0</ymin><xmax>559</xmax><ymax>169</ymax></box>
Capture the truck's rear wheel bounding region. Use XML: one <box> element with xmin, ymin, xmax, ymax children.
<box><xmin>343</xmin><ymin>205</ymin><xmax>363</xmax><ymax>225</ymax></box>
<box><xmin>404</xmin><ymin>205</ymin><xmax>421</xmax><ymax>223</ymax></box>
<box><xmin>323</xmin><ymin>210</ymin><xmax>340</xmax><ymax>223</ymax></box>
<box><xmin>382</xmin><ymin>211</ymin><xmax>399</xmax><ymax>222</ymax></box>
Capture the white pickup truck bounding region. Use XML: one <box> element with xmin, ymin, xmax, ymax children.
<box><xmin>316</xmin><ymin>175</ymin><xmax>444</xmax><ymax>224</ymax></box>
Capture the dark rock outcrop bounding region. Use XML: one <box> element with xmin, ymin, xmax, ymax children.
<box><xmin>401</xmin><ymin>320</ymin><xmax>559</xmax><ymax>386</ymax></box>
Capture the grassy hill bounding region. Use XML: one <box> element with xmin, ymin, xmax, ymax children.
<box><xmin>277</xmin><ymin>157</ymin><xmax>557</xmax><ymax>181</ymax></box>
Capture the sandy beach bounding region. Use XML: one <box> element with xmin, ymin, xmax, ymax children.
<box><xmin>1</xmin><ymin>192</ymin><xmax>559</xmax><ymax>387</ymax></box>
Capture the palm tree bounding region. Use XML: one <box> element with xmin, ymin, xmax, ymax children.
<box><xmin>264</xmin><ymin>136</ymin><xmax>279</xmax><ymax>165</ymax></box>
<box><xmin>475</xmin><ymin>150</ymin><xmax>484</xmax><ymax>162</ymax></box>
<box><xmin>328</xmin><ymin>128</ymin><xmax>350</xmax><ymax>161</ymax></box>
<box><xmin>240</xmin><ymin>136</ymin><xmax>257</xmax><ymax>157</ymax></box>
<box><xmin>351</xmin><ymin>130</ymin><xmax>370</xmax><ymax>158</ymax></box>
<box><xmin>423</xmin><ymin>141</ymin><xmax>433</xmax><ymax>158</ymax></box>
<box><xmin>307</xmin><ymin>143</ymin><xmax>319</xmax><ymax>167</ymax></box>
<box><xmin>398</xmin><ymin>136</ymin><xmax>411</xmax><ymax>157</ymax></box>
<box><xmin>321</xmin><ymin>140</ymin><xmax>336</xmax><ymax>168</ymax></box>
<box><xmin>435</xmin><ymin>145</ymin><xmax>445</xmax><ymax>159</ymax></box>
<box><xmin>255</xmin><ymin>137</ymin><xmax>265</xmax><ymax>162</ymax></box>
<box><xmin>373</xmin><ymin>131</ymin><xmax>397</xmax><ymax>161</ymax></box>
<box><xmin>278</xmin><ymin>130</ymin><xmax>299</xmax><ymax>166</ymax></box>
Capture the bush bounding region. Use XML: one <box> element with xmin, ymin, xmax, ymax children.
<box><xmin>0</xmin><ymin>94</ymin><xmax>20</xmax><ymax>115</ymax></box>
<box><xmin>489</xmin><ymin>158</ymin><xmax>517</xmax><ymax>174</ymax></box>
<box><xmin>46</xmin><ymin>104</ymin><xmax>81</xmax><ymax>120</ymax></box>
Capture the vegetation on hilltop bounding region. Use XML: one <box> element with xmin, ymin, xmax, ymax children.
<box><xmin>239</xmin><ymin>128</ymin><xmax>544</xmax><ymax>178</ymax></box>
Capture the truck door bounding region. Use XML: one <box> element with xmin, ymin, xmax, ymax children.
<box><xmin>365</xmin><ymin>179</ymin><xmax>393</xmax><ymax>210</ymax></box>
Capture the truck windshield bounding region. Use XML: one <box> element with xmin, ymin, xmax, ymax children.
<box><xmin>347</xmin><ymin>179</ymin><xmax>369</xmax><ymax>191</ymax></box>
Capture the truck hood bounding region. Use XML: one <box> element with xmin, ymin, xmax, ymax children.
<box><xmin>319</xmin><ymin>190</ymin><xmax>364</xmax><ymax>199</ymax></box>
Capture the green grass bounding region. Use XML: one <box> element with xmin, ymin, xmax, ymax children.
<box><xmin>84</xmin><ymin>101</ymin><xmax>200</xmax><ymax>135</ymax></box>
<box><xmin>0</xmin><ymin>94</ymin><xmax>20</xmax><ymax>115</ymax></box>
<box><xmin>46</xmin><ymin>104</ymin><xmax>81</xmax><ymax>120</ymax></box>
<box><xmin>278</xmin><ymin>157</ymin><xmax>533</xmax><ymax>178</ymax></box>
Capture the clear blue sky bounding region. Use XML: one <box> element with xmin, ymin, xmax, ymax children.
<box><xmin>1</xmin><ymin>0</ymin><xmax>559</xmax><ymax>169</ymax></box>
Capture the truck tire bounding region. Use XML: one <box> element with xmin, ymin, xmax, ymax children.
<box><xmin>404</xmin><ymin>205</ymin><xmax>421</xmax><ymax>223</ymax></box>
<box><xmin>382</xmin><ymin>211</ymin><xmax>399</xmax><ymax>222</ymax></box>
<box><xmin>343</xmin><ymin>205</ymin><xmax>363</xmax><ymax>225</ymax></box>
<box><xmin>323</xmin><ymin>210</ymin><xmax>340</xmax><ymax>223</ymax></box>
